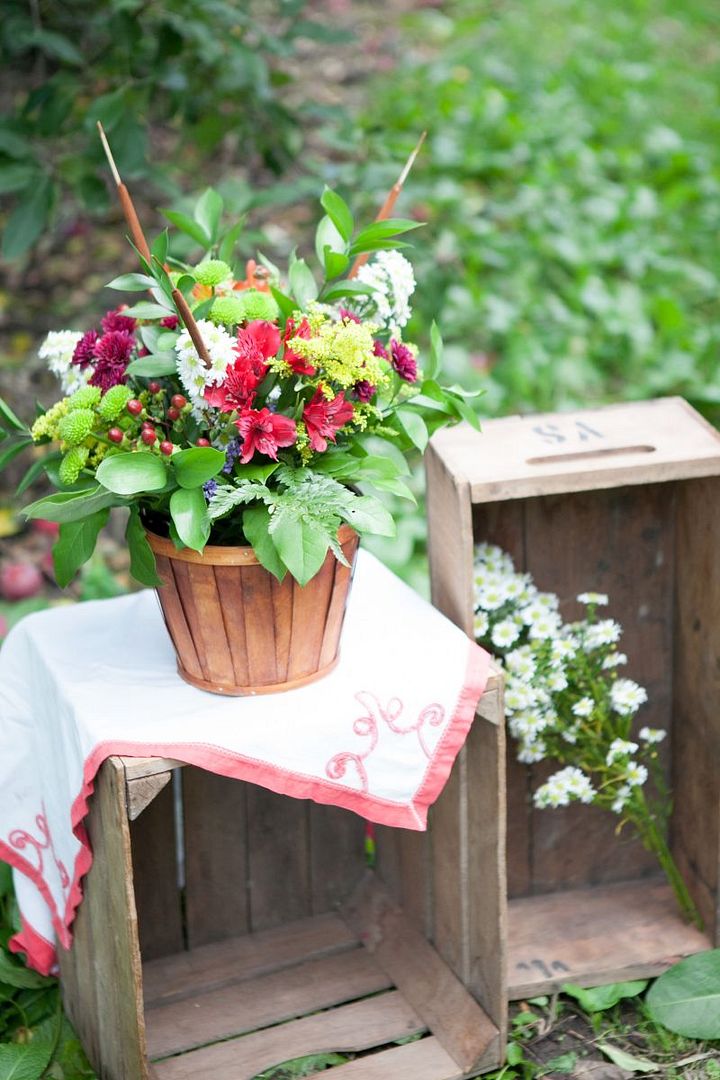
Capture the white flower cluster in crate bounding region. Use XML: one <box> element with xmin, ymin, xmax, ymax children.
<box><xmin>356</xmin><ymin>251</ymin><xmax>416</xmax><ymax>336</ymax></box>
<box><xmin>472</xmin><ymin>542</ymin><xmax>666</xmax><ymax>818</ymax></box>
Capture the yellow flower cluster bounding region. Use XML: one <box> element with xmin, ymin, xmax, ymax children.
<box><xmin>294</xmin><ymin>421</ymin><xmax>313</xmax><ymax>464</ymax></box>
<box><xmin>31</xmin><ymin>400</ymin><xmax>70</xmax><ymax>442</ymax></box>
<box><xmin>287</xmin><ymin>314</ymin><xmax>389</xmax><ymax>392</ymax></box>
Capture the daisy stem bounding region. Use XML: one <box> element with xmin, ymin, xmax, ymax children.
<box><xmin>629</xmin><ymin>790</ymin><xmax>703</xmax><ymax>929</ymax></box>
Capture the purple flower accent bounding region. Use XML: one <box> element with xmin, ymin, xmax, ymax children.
<box><xmin>353</xmin><ymin>380</ymin><xmax>376</xmax><ymax>403</ymax></box>
<box><xmin>372</xmin><ymin>339</ymin><xmax>388</xmax><ymax>361</ymax></box>
<box><xmin>222</xmin><ymin>438</ymin><xmax>241</xmax><ymax>474</ymax></box>
<box><xmin>339</xmin><ymin>308</ymin><xmax>361</xmax><ymax>324</ymax></box>
<box><xmin>390</xmin><ymin>339</ymin><xmax>418</xmax><ymax>383</ymax></box>
<box><xmin>71</xmin><ymin>329</ymin><xmax>99</xmax><ymax>369</ymax></box>
<box><xmin>203</xmin><ymin>479</ymin><xmax>219</xmax><ymax>502</ymax></box>
<box><xmin>101</xmin><ymin>309</ymin><xmax>136</xmax><ymax>334</ymax></box>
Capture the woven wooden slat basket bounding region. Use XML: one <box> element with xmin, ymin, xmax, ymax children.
<box><xmin>147</xmin><ymin>525</ymin><xmax>359</xmax><ymax>695</ymax></box>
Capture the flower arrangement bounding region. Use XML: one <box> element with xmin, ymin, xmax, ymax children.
<box><xmin>473</xmin><ymin>542</ymin><xmax>701</xmax><ymax>927</ymax></box>
<box><xmin>0</xmin><ymin>166</ymin><xmax>477</xmax><ymax>591</ymax></box>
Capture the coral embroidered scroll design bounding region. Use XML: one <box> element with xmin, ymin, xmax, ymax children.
<box><xmin>8</xmin><ymin>808</ymin><xmax>69</xmax><ymax>891</ymax></box>
<box><xmin>325</xmin><ymin>692</ymin><xmax>447</xmax><ymax>791</ymax></box>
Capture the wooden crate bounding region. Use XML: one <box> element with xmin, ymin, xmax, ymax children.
<box><xmin>426</xmin><ymin>397</ymin><xmax>720</xmax><ymax>1000</ymax></box>
<box><xmin>57</xmin><ymin>671</ymin><xmax>505</xmax><ymax>1080</ymax></box>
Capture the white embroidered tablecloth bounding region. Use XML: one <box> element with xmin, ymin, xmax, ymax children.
<box><xmin>0</xmin><ymin>550</ymin><xmax>489</xmax><ymax>974</ymax></box>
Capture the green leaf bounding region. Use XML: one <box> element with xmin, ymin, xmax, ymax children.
<box><xmin>0</xmin><ymin>164</ymin><xmax>37</xmax><ymax>196</ymax></box>
<box><xmin>235</xmin><ymin>462</ymin><xmax>280</xmax><ymax>483</ymax></box>
<box><xmin>349</xmin><ymin>218</ymin><xmax>423</xmax><ymax>257</ymax></box>
<box><xmin>194</xmin><ymin>189</ymin><xmax>224</xmax><ymax>244</ymax></box>
<box><xmin>170</xmin><ymin>487</ymin><xmax>210</xmax><ymax>551</ymax></box>
<box><xmin>324</xmin><ymin>248</ymin><xmax>350</xmax><ymax>280</ymax></box>
<box><xmin>271</xmin><ymin>513</ymin><xmax>330</xmax><ymax>586</ymax></box>
<box><xmin>0</xmin><ymin>949</ymin><xmax>54</xmax><ymax>989</ymax></box>
<box><xmin>23</xmin><ymin>486</ymin><xmax>118</xmax><ymax>524</ymax></box>
<box><xmin>26</xmin><ymin>28</ymin><xmax>83</xmax><ymax>64</ymax></box>
<box><xmin>126</xmin><ymin>508</ymin><xmax>162</xmax><ymax>587</ymax></box>
<box><xmin>218</xmin><ymin>218</ymin><xmax>246</xmax><ymax>264</ymax></box>
<box><xmin>396</xmin><ymin>407</ymin><xmax>429</xmax><ymax>451</ymax></box>
<box><xmin>52</xmin><ymin>510</ymin><xmax>109</xmax><ymax>588</ymax></box>
<box><xmin>315</xmin><ymin>215</ymin><xmax>346</xmax><ymax>266</ymax></box>
<box><xmin>152</xmin><ymin>229</ymin><xmax>169</xmax><ymax>266</ymax></box>
<box><xmin>120</xmin><ymin>301</ymin><xmax>172</xmax><ymax>319</ymax></box>
<box><xmin>427</xmin><ymin>321</ymin><xmax>443</xmax><ymax>381</ymax></box>
<box><xmin>339</xmin><ymin>495</ymin><xmax>395</xmax><ymax>537</ymax></box>
<box><xmin>242</xmin><ymin>503</ymin><xmax>286</xmax><ymax>581</ymax></box>
<box><xmin>161</xmin><ymin>209</ymin><xmax>211</xmax><ymax>249</ymax></box>
<box><xmin>645</xmin><ymin>949</ymin><xmax>720</xmax><ymax>1038</ymax></box>
<box><xmin>105</xmin><ymin>273</ymin><xmax>155</xmax><ymax>292</ymax></box>
<box><xmin>0</xmin><ymin>399</ymin><xmax>30</xmax><ymax>433</ymax></box>
<box><xmin>597</xmin><ymin>1044</ymin><xmax>656</xmax><ymax>1073</ymax></box>
<box><xmin>126</xmin><ymin>353</ymin><xmax>177</xmax><ymax>377</ymax></box>
<box><xmin>96</xmin><ymin>452</ymin><xmax>168</xmax><ymax>495</ymax></box>
<box><xmin>320</xmin><ymin>280</ymin><xmax>374</xmax><ymax>303</ymax></box>
<box><xmin>321</xmin><ymin>187</ymin><xmax>354</xmax><ymax>242</ymax></box>
<box><xmin>172</xmin><ymin>447</ymin><xmax>225</xmax><ymax>488</ymax></box>
<box><xmin>0</xmin><ymin>1039</ymin><xmax>54</xmax><ymax>1080</ymax></box>
<box><xmin>542</xmin><ymin>1052</ymin><xmax>577</xmax><ymax>1074</ymax></box>
<box><xmin>563</xmin><ymin>980</ymin><xmax>648</xmax><ymax>1014</ymax></box>
<box><xmin>270</xmin><ymin>286</ymin><xmax>297</xmax><ymax>320</ymax></box>
<box><xmin>2</xmin><ymin>176</ymin><xmax>53</xmax><ymax>260</ymax></box>
<box><xmin>0</xmin><ymin>434</ymin><xmax>32</xmax><ymax>470</ymax></box>
<box><xmin>289</xmin><ymin>257</ymin><xmax>318</xmax><ymax>307</ymax></box>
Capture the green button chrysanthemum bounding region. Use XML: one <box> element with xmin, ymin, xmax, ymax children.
<box><xmin>208</xmin><ymin>296</ymin><xmax>249</xmax><ymax>327</ymax></box>
<box><xmin>58</xmin><ymin>408</ymin><xmax>95</xmax><ymax>447</ymax></box>
<box><xmin>67</xmin><ymin>385</ymin><xmax>101</xmax><ymax>410</ymax></box>
<box><xmin>193</xmin><ymin>259</ymin><xmax>232</xmax><ymax>286</ymax></box>
<box><xmin>98</xmin><ymin>385</ymin><xmax>133</xmax><ymax>421</ymax></box>
<box><xmin>231</xmin><ymin>289</ymin><xmax>279</xmax><ymax>323</ymax></box>
<box><xmin>59</xmin><ymin>446</ymin><xmax>90</xmax><ymax>485</ymax></box>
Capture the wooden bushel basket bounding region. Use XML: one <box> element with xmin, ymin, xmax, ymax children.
<box><xmin>147</xmin><ymin>525</ymin><xmax>359</xmax><ymax>695</ymax></box>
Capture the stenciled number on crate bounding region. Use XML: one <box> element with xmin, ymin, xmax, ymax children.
<box><xmin>516</xmin><ymin>958</ymin><xmax>570</xmax><ymax>979</ymax></box>
<box><xmin>531</xmin><ymin>419</ymin><xmax>605</xmax><ymax>445</ymax></box>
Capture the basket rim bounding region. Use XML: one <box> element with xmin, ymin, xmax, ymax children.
<box><xmin>145</xmin><ymin>523</ymin><xmax>357</xmax><ymax>566</ymax></box>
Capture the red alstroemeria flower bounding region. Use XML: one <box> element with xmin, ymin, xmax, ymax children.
<box><xmin>235</xmin><ymin>408</ymin><xmax>297</xmax><ymax>463</ymax></box>
<box><xmin>283</xmin><ymin>317</ymin><xmax>315</xmax><ymax>376</ymax></box>
<box><xmin>303</xmin><ymin>387</ymin><xmax>354</xmax><ymax>453</ymax></box>
<box><xmin>204</xmin><ymin>321</ymin><xmax>281</xmax><ymax>413</ymax></box>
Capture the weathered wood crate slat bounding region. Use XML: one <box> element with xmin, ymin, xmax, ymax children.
<box><xmin>58</xmin><ymin>666</ymin><xmax>504</xmax><ymax>1080</ymax></box>
<box><xmin>426</xmin><ymin>397</ymin><xmax>720</xmax><ymax>1002</ymax></box>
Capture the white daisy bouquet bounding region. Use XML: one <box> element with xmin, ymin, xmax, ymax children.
<box><xmin>474</xmin><ymin>542</ymin><xmax>701</xmax><ymax>927</ymax></box>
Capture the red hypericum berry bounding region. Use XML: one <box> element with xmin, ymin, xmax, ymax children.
<box><xmin>166</xmin><ymin>407</ymin><xmax>180</xmax><ymax>422</ymax></box>
<box><xmin>196</xmin><ymin>438</ymin><xmax>211</xmax><ymax>447</ymax></box>
<box><xmin>171</xmin><ymin>394</ymin><xmax>187</xmax><ymax>410</ymax></box>
<box><xmin>108</xmin><ymin>427</ymin><xmax>124</xmax><ymax>444</ymax></box>
<box><xmin>141</xmin><ymin>428</ymin><xmax>157</xmax><ymax>446</ymax></box>
<box><xmin>126</xmin><ymin>399</ymin><xmax>143</xmax><ymax>416</ymax></box>
<box><xmin>160</xmin><ymin>440</ymin><xmax>174</xmax><ymax>456</ymax></box>
<box><xmin>142</xmin><ymin>420</ymin><xmax>156</xmax><ymax>431</ymax></box>
<box><xmin>148</xmin><ymin>381</ymin><xmax>162</xmax><ymax>394</ymax></box>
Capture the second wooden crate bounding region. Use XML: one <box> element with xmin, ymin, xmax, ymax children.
<box><xmin>426</xmin><ymin>396</ymin><xmax>720</xmax><ymax>999</ymax></box>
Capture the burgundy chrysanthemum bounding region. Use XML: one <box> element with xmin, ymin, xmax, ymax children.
<box><xmin>71</xmin><ymin>329</ymin><xmax>99</xmax><ymax>369</ymax></box>
<box><xmin>160</xmin><ymin>314</ymin><xmax>179</xmax><ymax>330</ymax></box>
<box><xmin>372</xmin><ymin>339</ymin><xmax>389</xmax><ymax>361</ymax></box>
<box><xmin>101</xmin><ymin>309</ymin><xmax>136</xmax><ymax>334</ymax></box>
<box><xmin>390</xmin><ymin>338</ymin><xmax>418</xmax><ymax>383</ymax></box>
<box><xmin>352</xmin><ymin>380</ymin><xmax>376</xmax><ymax>403</ymax></box>
<box><xmin>88</xmin><ymin>330</ymin><xmax>134</xmax><ymax>391</ymax></box>
<box><xmin>339</xmin><ymin>308</ymin><xmax>361</xmax><ymax>324</ymax></box>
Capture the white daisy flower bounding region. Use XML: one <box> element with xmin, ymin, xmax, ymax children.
<box><xmin>585</xmin><ymin>619</ymin><xmax>622</xmax><ymax>649</ymax></box>
<box><xmin>577</xmin><ymin>592</ymin><xmax>609</xmax><ymax>606</ymax></box>
<box><xmin>626</xmin><ymin>763</ymin><xmax>648</xmax><ymax>787</ymax></box>
<box><xmin>505</xmin><ymin>648</ymin><xmax>536</xmax><ymax>680</ymax></box>
<box><xmin>356</xmin><ymin>250</ymin><xmax>416</xmax><ymax>335</ymax></box>
<box><xmin>491</xmin><ymin>619</ymin><xmax>520</xmax><ymax>649</ymax></box>
<box><xmin>551</xmin><ymin>638</ymin><xmax>577</xmax><ymax>662</ymax></box>
<box><xmin>606</xmin><ymin>738</ymin><xmax>639</xmax><ymax>764</ymax></box>
<box><xmin>546</xmin><ymin>670</ymin><xmax>569</xmax><ymax>692</ymax></box>
<box><xmin>612</xmin><ymin>784</ymin><xmax>632</xmax><ymax>814</ymax></box>
<box><xmin>39</xmin><ymin>330</ymin><xmax>87</xmax><ymax>394</ymax></box>
<box><xmin>505</xmin><ymin>683</ymin><xmax>538</xmax><ymax>713</ymax></box>
<box><xmin>610</xmin><ymin>678</ymin><xmax>648</xmax><ymax>716</ymax></box>
<box><xmin>562</xmin><ymin>724</ymin><xmax>580</xmax><ymax>744</ymax></box>
<box><xmin>473</xmin><ymin>611</ymin><xmax>489</xmax><ymax>638</ymax></box>
<box><xmin>572</xmin><ymin>696</ymin><xmax>595</xmax><ymax>718</ymax></box>
<box><xmin>518</xmin><ymin>739</ymin><xmax>547</xmax><ymax>764</ymax></box>
<box><xmin>602</xmin><ymin>652</ymin><xmax>628</xmax><ymax>669</ymax></box>
<box><xmin>639</xmin><ymin>726</ymin><xmax>666</xmax><ymax>745</ymax></box>
<box><xmin>175</xmin><ymin>320</ymin><xmax>237</xmax><ymax>404</ymax></box>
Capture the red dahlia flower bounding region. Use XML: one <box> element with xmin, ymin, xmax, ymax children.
<box><xmin>235</xmin><ymin>408</ymin><xmax>297</xmax><ymax>463</ymax></box>
<box><xmin>390</xmin><ymin>339</ymin><xmax>418</xmax><ymax>383</ymax></box>
<box><xmin>303</xmin><ymin>387</ymin><xmax>354</xmax><ymax>453</ymax></box>
<box><xmin>283</xmin><ymin>317</ymin><xmax>315</xmax><ymax>376</ymax></box>
<box><xmin>101</xmin><ymin>309</ymin><xmax>136</xmax><ymax>334</ymax></box>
